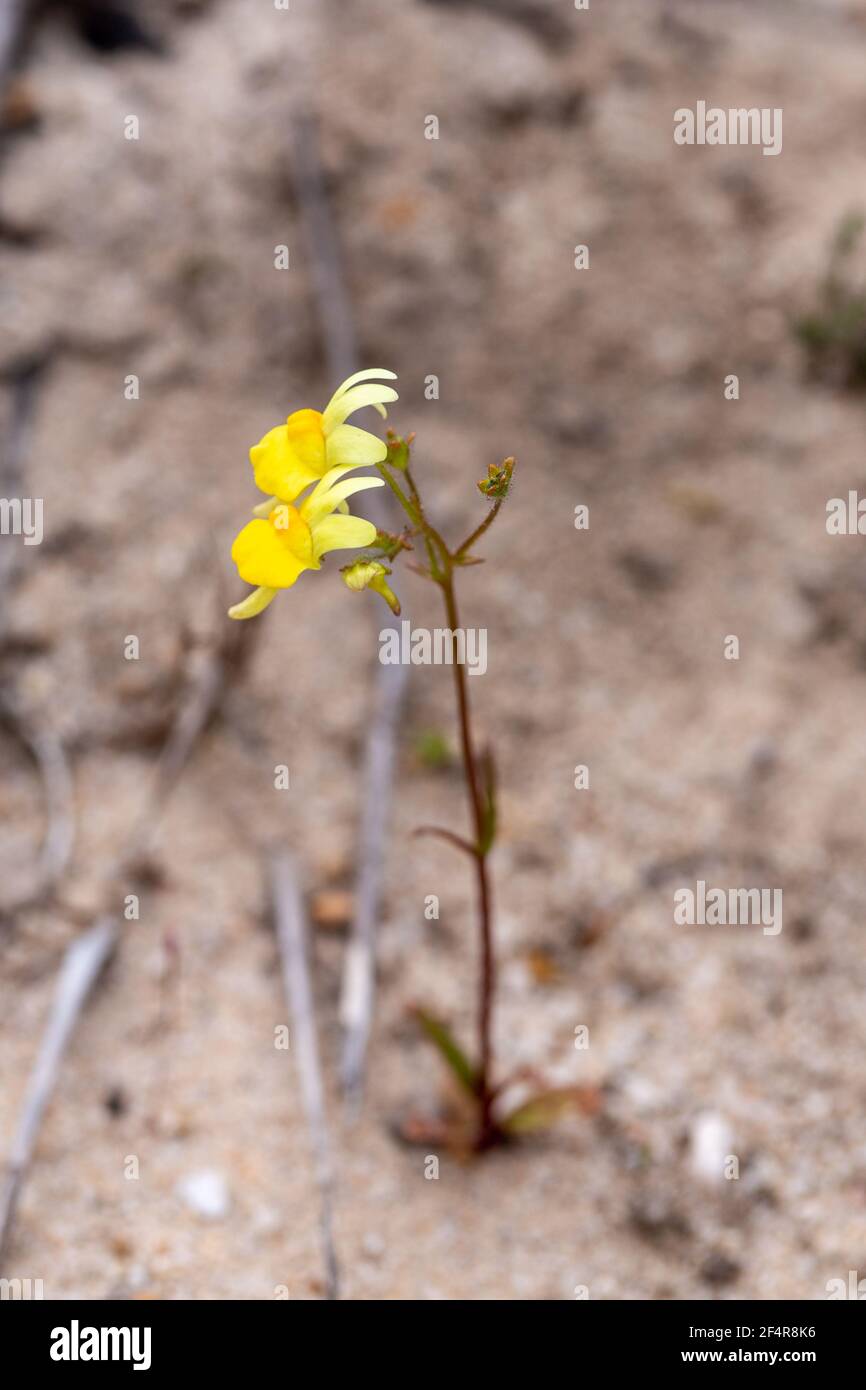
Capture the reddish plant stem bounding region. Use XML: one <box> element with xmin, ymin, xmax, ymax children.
<box><xmin>454</xmin><ymin>497</ymin><xmax>502</xmax><ymax>560</ymax></box>
<box><xmin>440</xmin><ymin>570</ymin><xmax>497</xmax><ymax>1149</ymax></box>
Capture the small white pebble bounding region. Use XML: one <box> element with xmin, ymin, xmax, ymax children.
<box><xmin>689</xmin><ymin>1112</ymin><xmax>734</xmax><ymax>1186</ymax></box>
<box><xmin>175</xmin><ymin>1169</ymin><xmax>231</xmax><ymax>1220</ymax></box>
<box><xmin>361</xmin><ymin>1232</ymin><xmax>385</xmax><ymax>1261</ymax></box>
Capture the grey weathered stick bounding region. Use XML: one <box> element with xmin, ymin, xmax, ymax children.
<box><xmin>0</xmin><ymin>358</ymin><xmax>45</xmax><ymax>643</ymax></box>
<box><xmin>125</xmin><ymin>592</ymin><xmax>259</xmax><ymax>862</ymax></box>
<box><xmin>287</xmin><ymin>108</ymin><xmax>410</xmax><ymax>1106</ymax></box>
<box><xmin>288</xmin><ymin>108</ymin><xmax>357</xmax><ymax>384</ymax></box>
<box><xmin>270</xmin><ymin>850</ymin><xmax>339</xmax><ymax>1300</ymax></box>
<box><xmin>0</xmin><ymin>0</ymin><xmax>27</xmax><ymax>98</ymax></box>
<box><xmin>338</xmin><ymin>657</ymin><xmax>407</xmax><ymax>1103</ymax></box>
<box><xmin>0</xmin><ymin>359</ymin><xmax>74</xmax><ymax>916</ymax></box>
<box><xmin>0</xmin><ymin>590</ymin><xmax>249</xmax><ymax>1267</ymax></box>
<box><xmin>0</xmin><ymin>690</ymin><xmax>75</xmax><ymax>916</ymax></box>
<box><xmin>0</xmin><ymin>915</ymin><xmax>117</xmax><ymax>1266</ymax></box>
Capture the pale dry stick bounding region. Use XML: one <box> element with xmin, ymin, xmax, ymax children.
<box><xmin>125</xmin><ymin>610</ymin><xmax>258</xmax><ymax>862</ymax></box>
<box><xmin>288</xmin><ymin>109</ymin><xmax>358</xmax><ymax>385</ymax></box>
<box><xmin>0</xmin><ymin>915</ymin><xmax>117</xmax><ymax>1266</ymax></box>
<box><xmin>419</xmin><ymin>0</ymin><xmax>571</xmax><ymax>49</ymax></box>
<box><xmin>339</xmin><ymin>662</ymin><xmax>406</xmax><ymax>1103</ymax></box>
<box><xmin>0</xmin><ymin>592</ymin><xmax>253</xmax><ymax>1269</ymax></box>
<box><xmin>287</xmin><ymin>108</ymin><xmax>410</xmax><ymax>1107</ymax></box>
<box><xmin>0</xmin><ymin>0</ymin><xmax>27</xmax><ymax>98</ymax></box>
<box><xmin>0</xmin><ymin>357</ymin><xmax>45</xmax><ymax>639</ymax></box>
<box><xmin>0</xmin><ymin>359</ymin><xmax>76</xmax><ymax>916</ymax></box>
<box><xmin>270</xmin><ymin>850</ymin><xmax>339</xmax><ymax>1300</ymax></box>
<box><xmin>0</xmin><ymin>691</ymin><xmax>74</xmax><ymax>915</ymax></box>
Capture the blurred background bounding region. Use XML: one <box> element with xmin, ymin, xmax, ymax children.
<box><xmin>2</xmin><ymin>0</ymin><xmax>866</xmax><ymax>1300</ymax></box>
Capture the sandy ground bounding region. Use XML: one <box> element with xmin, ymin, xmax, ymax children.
<box><xmin>2</xmin><ymin>0</ymin><xmax>866</xmax><ymax>1299</ymax></box>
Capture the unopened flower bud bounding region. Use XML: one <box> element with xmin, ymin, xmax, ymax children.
<box><xmin>385</xmin><ymin>429</ymin><xmax>415</xmax><ymax>472</ymax></box>
<box><xmin>341</xmin><ymin>559</ymin><xmax>401</xmax><ymax>615</ymax></box>
<box><xmin>477</xmin><ymin>456</ymin><xmax>515</xmax><ymax>501</ymax></box>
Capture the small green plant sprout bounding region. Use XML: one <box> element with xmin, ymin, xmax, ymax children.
<box><xmin>795</xmin><ymin>212</ymin><xmax>866</xmax><ymax>389</ymax></box>
<box><xmin>413</xmin><ymin>727</ymin><xmax>454</xmax><ymax>772</ymax></box>
<box><xmin>228</xmin><ymin>371</ymin><xmax>595</xmax><ymax>1153</ymax></box>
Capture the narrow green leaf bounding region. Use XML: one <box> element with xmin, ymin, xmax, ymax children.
<box><xmin>413</xmin><ymin>1007</ymin><xmax>478</xmax><ymax>1096</ymax></box>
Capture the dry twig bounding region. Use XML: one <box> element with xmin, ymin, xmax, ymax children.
<box><xmin>0</xmin><ymin>915</ymin><xmax>117</xmax><ymax>1266</ymax></box>
<box><xmin>270</xmin><ymin>850</ymin><xmax>340</xmax><ymax>1300</ymax></box>
<box><xmin>0</xmin><ymin>589</ymin><xmax>253</xmax><ymax>1268</ymax></box>
<box><xmin>0</xmin><ymin>691</ymin><xmax>74</xmax><ymax>916</ymax></box>
<box><xmin>0</xmin><ymin>358</ymin><xmax>75</xmax><ymax>918</ymax></box>
<box><xmin>287</xmin><ymin>107</ymin><xmax>409</xmax><ymax>1106</ymax></box>
<box><xmin>339</xmin><ymin>659</ymin><xmax>407</xmax><ymax>1104</ymax></box>
<box><xmin>0</xmin><ymin>0</ymin><xmax>27</xmax><ymax>101</ymax></box>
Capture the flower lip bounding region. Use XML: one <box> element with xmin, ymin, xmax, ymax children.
<box><xmin>321</xmin><ymin>379</ymin><xmax>399</xmax><ymax>435</ymax></box>
<box><xmin>230</xmin><ymin>473</ymin><xmax>385</xmax><ymax>595</ymax></box>
<box><xmin>248</xmin><ymin>369</ymin><xmax>398</xmax><ymax>505</ymax></box>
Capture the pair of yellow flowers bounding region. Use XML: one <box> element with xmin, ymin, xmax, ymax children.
<box><xmin>228</xmin><ymin>369</ymin><xmax>397</xmax><ymax>619</ymax></box>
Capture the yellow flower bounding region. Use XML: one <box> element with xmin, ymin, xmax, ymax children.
<box><xmin>228</xmin><ymin>467</ymin><xmax>384</xmax><ymax>619</ymax></box>
<box><xmin>250</xmin><ymin>369</ymin><xmax>398</xmax><ymax>504</ymax></box>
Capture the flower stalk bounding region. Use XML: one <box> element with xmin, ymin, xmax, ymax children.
<box><xmin>227</xmin><ymin>372</ymin><xmax>564</xmax><ymax>1153</ymax></box>
<box><xmin>440</xmin><ymin>566</ymin><xmax>498</xmax><ymax>1149</ymax></box>
<box><xmin>374</xmin><ymin>443</ymin><xmax>515</xmax><ymax>1150</ymax></box>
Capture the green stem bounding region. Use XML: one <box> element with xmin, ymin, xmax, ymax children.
<box><xmin>376</xmin><ymin>462</ymin><xmax>419</xmax><ymax>523</ymax></box>
<box><xmin>387</xmin><ymin>458</ymin><xmax>500</xmax><ymax>1150</ymax></box>
<box><xmin>440</xmin><ymin>569</ymin><xmax>497</xmax><ymax>1150</ymax></box>
<box><xmin>405</xmin><ymin>464</ymin><xmax>451</xmax><ymax>575</ymax></box>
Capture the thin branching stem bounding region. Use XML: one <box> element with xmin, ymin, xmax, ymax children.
<box><xmin>376</xmin><ymin>462</ymin><xmax>419</xmax><ymax>525</ymax></box>
<box><xmin>455</xmin><ymin>499</ymin><xmax>502</xmax><ymax>560</ymax></box>
<box><xmin>439</xmin><ymin>569</ymin><xmax>498</xmax><ymax>1148</ymax></box>
<box><xmin>403</xmin><ymin>489</ymin><xmax>498</xmax><ymax>1147</ymax></box>
<box><xmin>383</xmin><ymin>444</ymin><xmax>505</xmax><ymax>1149</ymax></box>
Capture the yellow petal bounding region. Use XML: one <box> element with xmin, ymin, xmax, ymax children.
<box><xmin>270</xmin><ymin>503</ymin><xmax>316</xmax><ymax>563</ymax></box>
<box><xmin>308</xmin><ymin>462</ymin><xmax>372</xmax><ymax>498</ymax></box>
<box><xmin>231</xmin><ymin>516</ymin><xmax>314</xmax><ymax>588</ymax></box>
<box><xmin>325</xmin><ymin>423</ymin><xmax>388</xmax><ymax>469</ymax></box>
<box><xmin>250</xmin><ymin>409</ymin><xmax>327</xmax><ymax>501</ymax></box>
<box><xmin>301</xmin><ymin>475</ymin><xmax>385</xmax><ymax>529</ymax></box>
<box><xmin>285</xmin><ymin>409</ymin><xmax>327</xmax><ymax>466</ymax></box>
<box><xmin>311</xmin><ymin>512</ymin><xmax>379</xmax><ymax>559</ymax></box>
<box><xmin>228</xmin><ymin>586</ymin><xmax>278</xmax><ymax>620</ymax></box>
<box><xmin>321</xmin><ymin>383</ymin><xmax>398</xmax><ymax>434</ymax></box>
<box><xmin>252</xmin><ymin>494</ymin><xmax>279</xmax><ymax>518</ymax></box>
<box><xmin>330</xmin><ymin>368</ymin><xmax>397</xmax><ymax>399</ymax></box>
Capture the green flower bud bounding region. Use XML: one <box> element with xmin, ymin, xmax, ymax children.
<box><xmin>341</xmin><ymin>559</ymin><xmax>401</xmax><ymax>615</ymax></box>
<box><xmin>477</xmin><ymin>456</ymin><xmax>515</xmax><ymax>501</ymax></box>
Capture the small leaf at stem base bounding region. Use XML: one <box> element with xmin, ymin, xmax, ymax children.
<box><xmin>500</xmin><ymin>1085</ymin><xmax>602</xmax><ymax>1136</ymax></box>
<box><xmin>411</xmin><ymin>1005</ymin><xmax>479</xmax><ymax>1097</ymax></box>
